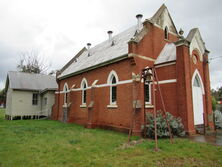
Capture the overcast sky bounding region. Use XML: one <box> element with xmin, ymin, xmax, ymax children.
<box><xmin>0</xmin><ymin>0</ymin><xmax>221</xmax><ymax>89</ymax></box>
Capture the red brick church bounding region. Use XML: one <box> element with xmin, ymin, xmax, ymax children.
<box><xmin>52</xmin><ymin>4</ymin><xmax>214</xmax><ymax>135</ymax></box>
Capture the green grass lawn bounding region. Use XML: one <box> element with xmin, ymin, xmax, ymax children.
<box><xmin>0</xmin><ymin>109</ymin><xmax>222</xmax><ymax>167</ymax></box>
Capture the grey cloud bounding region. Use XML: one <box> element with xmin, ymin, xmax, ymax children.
<box><xmin>0</xmin><ymin>42</ymin><xmax>18</xmax><ymax>89</ymax></box>
<box><xmin>0</xmin><ymin>0</ymin><xmax>221</xmax><ymax>90</ymax></box>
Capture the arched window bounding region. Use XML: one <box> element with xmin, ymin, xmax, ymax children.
<box><xmin>81</xmin><ymin>78</ymin><xmax>88</xmax><ymax>105</ymax></box>
<box><xmin>191</xmin><ymin>69</ymin><xmax>205</xmax><ymax>94</ymax></box>
<box><xmin>164</xmin><ymin>26</ymin><xmax>168</xmax><ymax>40</ymax></box>
<box><xmin>107</xmin><ymin>71</ymin><xmax>119</xmax><ymax>105</ymax></box>
<box><xmin>110</xmin><ymin>75</ymin><xmax>117</xmax><ymax>104</ymax></box>
<box><xmin>63</xmin><ymin>83</ymin><xmax>69</xmax><ymax>105</ymax></box>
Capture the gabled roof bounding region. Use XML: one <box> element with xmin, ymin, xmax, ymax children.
<box><xmin>154</xmin><ymin>43</ymin><xmax>176</xmax><ymax>65</ymax></box>
<box><xmin>151</xmin><ymin>4</ymin><xmax>178</xmax><ymax>35</ymax></box>
<box><xmin>58</xmin><ymin>4</ymin><xmax>178</xmax><ymax>79</ymax></box>
<box><xmin>6</xmin><ymin>71</ymin><xmax>58</xmax><ymax>91</ymax></box>
<box><xmin>186</xmin><ymin>28</ymin><xmax>207</xmax><ymax>60</ymax></box>
<box><xmin>58</xmin><ymin>25</ymin><xmax>138</xmax><ymax>79</ymax></box>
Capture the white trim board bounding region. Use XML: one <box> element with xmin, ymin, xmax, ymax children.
<box><xmin>57</xmin><ymin>79</ymin><xmax>133</xmax><ymax>94</ymax></box>
<box><xmin>56</xmin><ymin>79</ymin><xmax>176</xmax><ymax>94</ymax></box>
<box><xmin>154</xmin><ymin>79</ymin><xmax>177</xmax><ymax>84</ymax></box>
<box><xmin>155</xmin><ymin>62</ymin><xmax>176</xmax><ymax>68</ymax></box>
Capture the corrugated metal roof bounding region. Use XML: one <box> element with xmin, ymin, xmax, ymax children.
<box><xmin>58</xmin><ymin>25</ymin><xmax>137</xmax><ymax>78</ymax></box>
<box><xmin>154</xmin><ymin>43</ymin><xmax>176</xmax><ymax>64</ymax></box>
<box><xmin>8</xmin><ymin>71</ymin><xmax>58</xmax><ymax>91</ymax></box>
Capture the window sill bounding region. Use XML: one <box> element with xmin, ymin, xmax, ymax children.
<box><xmin>145</xmin><ymin>104</ymin><xmax>154</xmax><ymax>109</ymax></box>
<box><xmin>63</xmin><ymin>103</ymin><xmax>71</xmax><ymax>108</ymax></box>
<box><xmin>80</xmin><ymin>104</ymin><xmax>87</xmax><ymax>108</ymax></box>
<box><xmin>164</xmin><ymin>39</ymin><xmax>171</xmax><ymax>42</ymax></box>
<box><xmin>107</xmin><ymin>104</ymin><xmax>118</xmax><ymax>108</ymax></box>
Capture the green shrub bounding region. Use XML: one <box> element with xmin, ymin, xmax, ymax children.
<box><xmin>212</xmin><ymin>96</ymin><xmax>217</xmax><ymax>111</ymax></box>
<box><xmin>144</xmin><ymin>111</ymin><xmax>185</xmax><ymax>138</ymax></box>
<box><xmin>215</xmin><ymin>110</ymin><xmax>222</xmax><ymax>129</ymax></box>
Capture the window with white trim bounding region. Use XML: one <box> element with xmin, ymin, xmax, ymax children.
<box><xmin>107</xmin><ymin>71</ymin><xmax>119</xmax><ymax>107</ymax></box>
<box><xmin>63</xmin><ymin>83</ymin><xmax>68</xmax><ymax>105</ymax></box>
<box><xmin>81</xmin><ymin>79</ymin><xmax>88</xmax><ymax>105</ymax></box>
<box><xmin>144</xmin><ymin>81</ymin><xmax>151</xmax><ymax>104</ymax></box>
<box><xmin>110</xmin><ymin>75</ymin><xmax>117</xmax><ymax>104</ymax></box>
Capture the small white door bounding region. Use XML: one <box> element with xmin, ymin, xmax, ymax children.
<box><xmin>192</xmin><ymin>75</ymin><xmax>204</xmax><ymax>125</ymax></box>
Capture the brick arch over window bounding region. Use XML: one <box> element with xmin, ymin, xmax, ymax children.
<box><xmin>191</xmin><ymin>48</ymin><xmax>203</xmax><ymax>62</ymax></box>
<box><xmin>107</xmin><ymin>70</ymin><xmax>119</xmax><ymax>105</ymax></box>
<box><xmin>81</xmin><ymin>78</ymin><xmax>88</xmax><ymax>104</ymax></box>
<box><xmin>192</xmin><ymin>48</ymin><xmax>202</xmax><ymax>62</ymax></box>
<box><xmin>63</xmin><ymin>83</ymin><xmax>69</xmax><ymax>105</ymax></box>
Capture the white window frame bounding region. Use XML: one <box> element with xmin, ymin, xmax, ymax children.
<box><xmin>144</xmin><ymin>81</ymin><xmax>151</xmax><ymax>105</ymax></box>
<box><xmin>80</xmin><ymin>78</ymin><xmax>88</xmax><ymax>107</ymax></box>
<box><xmin>63</xmin><ymin>83</ymin><xmax>69</xmax><ymax>106</ymax></box>
<box><xmin>110</xmin><ymin>75</ymin><xmax>117</xmax><ymax>104</ymax></box>
<box><xmin>107</xmin><ymin>70</ymin><xmax>119</xmax><ymax>108</ymax></box>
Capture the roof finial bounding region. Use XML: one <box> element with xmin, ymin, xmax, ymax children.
<box><xmin>179</xmin><ymin>28</ymin><xmax>184</xmax><ymax>39</ymax></box>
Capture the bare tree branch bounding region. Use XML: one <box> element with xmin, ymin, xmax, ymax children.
<box><xmin>17</xmin><ymin>50</ymin><xmax>51</xmax><ymax>74</ymax></box>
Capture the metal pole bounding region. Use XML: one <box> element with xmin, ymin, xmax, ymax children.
<box><xmin>153</xmin><ymin>67</ymin><xmax>173</xmax><ymax>143</ymax></box>
<box><xmin>143</xmin><ymin>79</ymin><xmax>147</xmax><ymax>138</ymax></box>
<box><xmin>203</xmin><ymin>113</ymin><xmax>206</xmax><ymax>134</ymax></box>
<box><xmin>152</xmin><ymin>68</ymin><xmax>158</xmax><ymax>151</ymax></box>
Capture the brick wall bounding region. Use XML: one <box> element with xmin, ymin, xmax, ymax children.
<box><xmin>52</xmin><ymin>21</ymin><xmax>213</xmax><ymax>135</ymax></box>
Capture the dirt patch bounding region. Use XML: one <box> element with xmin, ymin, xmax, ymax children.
<box><xmin>119</xmin><ymin>139</ymin><xmax>145</xmax><ymax>149</ymax></box>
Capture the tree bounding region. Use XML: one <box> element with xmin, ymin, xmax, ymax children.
<box><xmin>211</xmin><ymin>86</ymin><xmax>222</xmax><ymax>101</ymax></box>
<box><xmin>0</xmin><ymin>88</ymin><xmax>5</xmax><ymax>96</ymax></box>
<box><xmin>17</xmin><ymin>51</ymin><xmax>50</xmax><ymax>74</ymax></box>
<box><xmin>212</xmin><ymin>96</ymin><xmax>217</xmax><ymax>111</ymax></box>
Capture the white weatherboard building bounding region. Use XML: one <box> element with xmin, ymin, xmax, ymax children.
<box><xmin>5</xmin><ymin>71</ymin><xmax>57</xmax><ymax>120</ymax></box>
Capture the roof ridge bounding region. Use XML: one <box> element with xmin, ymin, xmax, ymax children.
<box><xmin>8</xmin><ymin>71</ymin><xmax>55</xmax><ymax>78</ymax></box>
<box><xmin>151</xmin><ymin>4</ymin><xmax>167</xmax><ymax>22</ymax></box>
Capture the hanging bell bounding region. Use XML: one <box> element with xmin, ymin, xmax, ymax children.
<box><xmin>145</xmin><ymin>69</ymin><xmax>153</xmax><ymax>83</ymax></box>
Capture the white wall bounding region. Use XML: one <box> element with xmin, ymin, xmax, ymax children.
<box><xmin>6</xmin><ymin>89</ymin><xmax>55</xmax><ymax>118</ymax></box>
<box><xmin>41</xmin><ymin>91</ymin><xmax>55</xmax><ymax>117</ymax></box>
<box><xmin>11</xmin><ymin>90</ymin><xmax>41</xmax><ymax>117</ymax></box>
<box><xmin>6</xmin><ymin>88</ymin><xmax>13</xmax><ymax>116</ymax></box>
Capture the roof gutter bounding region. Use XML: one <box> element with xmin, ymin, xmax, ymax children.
<box><xmin>58</xmin><ymin>54</ymin><xmax>128</xmax><ymax>80</ymax></box>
